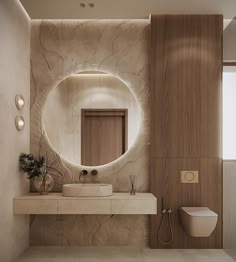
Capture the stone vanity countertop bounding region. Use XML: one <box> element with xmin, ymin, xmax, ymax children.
<box><xmin>13</xmin><ymin>193</ymin><xmax>157</xmax><ymax>215</ymax></box>
<box><xmin>14</xmin><ymin>192</ymin><xmax>157</xmax><ymax>200</ymax></box>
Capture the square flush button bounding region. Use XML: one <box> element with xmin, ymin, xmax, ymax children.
<box><xmin>181</xmin><ymin>171</ymin><xmax>199</xmax><ymax>183</ymax></box>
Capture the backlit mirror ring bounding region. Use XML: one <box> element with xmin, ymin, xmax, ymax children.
<box><xmin>42</xmin><ymin>71</ymin><xmax>141</xmax><ymax>167</ymax></box>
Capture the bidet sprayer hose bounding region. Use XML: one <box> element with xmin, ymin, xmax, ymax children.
<box><xmin>157</xmin><ymin>203</ymin><xmax>174</xmax><ymax>245</ymax></box>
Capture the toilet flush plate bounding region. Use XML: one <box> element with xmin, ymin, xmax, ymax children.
<box><xmin>181</xmin><ymin>171</ymin><xmax>199</xmax><ymax>183</ymax></box>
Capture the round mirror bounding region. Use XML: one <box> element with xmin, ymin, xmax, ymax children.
<box><xmin>43</xmin><ymin>72</ymin><xmax>140</xmax><ymax>166</ymax></box>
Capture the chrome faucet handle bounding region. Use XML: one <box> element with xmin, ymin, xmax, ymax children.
<box><xmin>91</xmin><ymin>169</ymin><xmax>100</xmax><ymax>183</ymax></box>
<box><xmin>79</xmin><ymin>169</ymin><xmax>88</xmax><ymax>182</ymax></box>
<box><xmin>91</xmin><ymin>169</ymin><xmax>98</xmax><ymax>176</ymax></box>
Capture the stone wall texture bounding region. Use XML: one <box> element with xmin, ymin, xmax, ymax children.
<box><xmin>30</xmin><ymin>19</ymin><xmax>150</xmax><ymax>246</ymax></box>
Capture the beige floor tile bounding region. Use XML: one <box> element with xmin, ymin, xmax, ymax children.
<box><xmin>16</xmin><ymin>247</ymin><xmax>236</xmax><ymax>262</ymax></box>
<box><xmin>180</xmin><ymin>249</ymin><xmax>236</xmax><ymax>262</ymax></box>
<box><xmin>225</xmin><ymin>249</ymin><xmax>236</xmax><ymax>261</ymax></box>
<box><xmin>142</xmin><ymin>248</ymin><xmax>183</xmax><ymax>262</ymax></box>
<box><xmin>17</xmin><ymin>247</ymin><xmax>142</xmax><ymax>262</ymax></box>
<box><xmin>76</xmin><ymin>247</ymin><xmax>142</xmax><ymax>262</ymax></box>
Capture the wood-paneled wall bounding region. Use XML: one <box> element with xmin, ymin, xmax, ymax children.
<box><xmin>150</xmin><ymin>15</ymin><xmax>223</xmax><ymax>248</ymax></box>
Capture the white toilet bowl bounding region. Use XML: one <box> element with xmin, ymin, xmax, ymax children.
<box><xmin>180</xmin><ymin>207</ymin><xmax>218</xmax><ymax>237</ymax></box>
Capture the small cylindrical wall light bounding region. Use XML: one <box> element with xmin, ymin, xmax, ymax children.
<box><xmin>15</xmin><ymin>94</ymin><xmax>25</xmax><ymax>110</ymax></box>
<box><xmin>15</xmin><ymin>115</ymin><xmax>25</xmax><ymax>131</ymax></box>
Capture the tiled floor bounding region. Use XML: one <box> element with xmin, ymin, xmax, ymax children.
<box><xmin>225</xmin><ymin>250</ymin><xmax>236</xmax><ymax>261</ymax></box>
<box><xmin>16</xmin><ymin>247</ymin><xmax>236</xmax><ymax>262</ymax></box>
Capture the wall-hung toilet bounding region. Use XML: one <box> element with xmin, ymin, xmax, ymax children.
<box><xmin>180</xmin><ymin>207</ymin><xmax>218</xmax><ymax>237</ymax></box>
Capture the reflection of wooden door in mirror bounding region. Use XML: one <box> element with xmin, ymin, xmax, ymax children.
<box><xmin>81</xmin><ymin>109</ymin><xmax>128</xmax><ymax>166</ymax></box>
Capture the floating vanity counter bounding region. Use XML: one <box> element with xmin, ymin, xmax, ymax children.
<box><xmin>13</xmin><ymin>193</ymin><xmax>157</xmax><ymax>215</ymax></box>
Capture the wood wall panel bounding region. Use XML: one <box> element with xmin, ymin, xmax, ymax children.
<box><xmin>151</xmin><ymin>15</ymin><xmax>222</xmax><ymax>158</ymax></box>
<box><xmin>150</xmin><ymin>15</ymin><xmax>223</xmax><ymax>248</ymax></box>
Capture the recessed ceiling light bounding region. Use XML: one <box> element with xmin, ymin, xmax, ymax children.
<box><xmin>89</xmin><ymin>3</ymin><xmax>95</xmax><ymax>8</ymax></box>
<box><xmin>80</xmin><ymin>3</ymin><xmax>86</xmax><ymax>8</ymax></box>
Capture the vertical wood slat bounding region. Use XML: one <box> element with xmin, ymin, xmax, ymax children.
<box><xmin>151</xmin><ymin>15</ymin><xmax>222</xmax><ymax>158</ymax></box>
<box><xmin>150</xmin><ymin>15</ymin><xmax>223</xmax><ymax>248</ymax></box>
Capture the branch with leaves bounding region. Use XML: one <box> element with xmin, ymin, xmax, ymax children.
<box><xmin>19</xmin><ymin>153</ymin><xmax>63</xmax><ymax>179</ymax></box>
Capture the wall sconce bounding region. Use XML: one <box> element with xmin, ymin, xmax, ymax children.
<box><xmin>15</xmin><ymin>94</ymin><xmax>25</xmax><ymax>110</ymax></box>
<box><xmin>15</xmin><ymin>115</ymin><xmax>25</xmax><ymax>131</ymax></box>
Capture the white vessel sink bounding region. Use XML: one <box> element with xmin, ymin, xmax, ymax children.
<box><xmin>62</xmin><ymin>183</ymin><xmax>112</xmax><ymax>197</ymax></box>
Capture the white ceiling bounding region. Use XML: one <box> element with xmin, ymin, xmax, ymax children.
<box><xmin>20</xmin><ymin>0</ymin><xmax>236</xmax><ymax>19</ymax></box>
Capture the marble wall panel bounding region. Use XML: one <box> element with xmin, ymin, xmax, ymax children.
<box><xmin>30</xmin><ymin>19</ymin><xmax>150</xmax><ymax>246</ymax></box>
